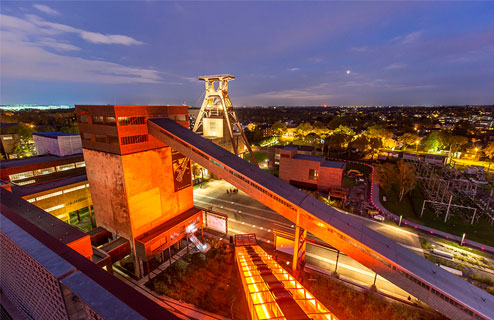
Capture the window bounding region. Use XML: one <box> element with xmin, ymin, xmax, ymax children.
<box><xmin>9</xmin><ymin>171</ymin><xmax>34</xmax><ymax>181</ymax></box>
<box><xmin>121</xmin><ymin>134</ymin><xmax>148</xmax><ymax>145</ymax></box>
<box><xmin>2</xmin><ymin>136</ymin><xmax>13</xmax><ymax>140</ymax></box>
<box><xmin>16</xmin><ymin>179</ymin><xmax>35</xmax><ymax>185</ymax></box>
<box><xmin>118</xmin><ymin>116</ymin><xmax>146</xmax><ymax>126</ymax></box>
<box><xmin>79</xmin><ymin>114</ymin><xmax>88</xmax><ymax>123</ymax></box>
<box><xmin>105</xmin><ymin>116</ymin><xmax>116</xmax><ymax>126</ymax></box>
<box><xmin>56</xmin><ymin>163</ymin><xmax>75</xmax><ymax>171</ymax></box>
<box><xmin>108</xmin><ymin>136</ymin><xmax>119</xmax><ymax>145</ymax></box>
<box><xmin>33</xmin><ymin>167</ymin><xmax>55</xmax><ymax>176</ymax></box>
<box><xmin>92</xmin><ymin>115</ymin><xmax>104</xmax><ymax>124</ymax></box>
<box><xmin>45</xmin><ymin>204</ymin><xmax>65</xmax><ymax>212</ymax></box>
<box><xmin>94</xmin><ymin>134</ymin><xmax>106</xmax><ymax>143</ymax></box>
<box><xmin>75</xmin><ymin>161</ymin><xmax>86</xmax><ymax>168</ymax></box>
<box><xmin>36</xmin><ymin>191</ymin><xmax>63</xmax><ymax>201</ymax></box>
<box><xmin>82</xmin><ymin>133</ymin><xmax>91</xmax><ymax>141</ymax></box>
<box><xmin>309</xmin><ymin>169</ymin><xmax>318</xmax><ymax>181</ymax></box>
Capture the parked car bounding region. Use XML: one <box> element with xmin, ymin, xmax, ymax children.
<box><xmin>373</xmin><ymin>214</ymin><xmax>385</xmax><ymax>222</ymax></box>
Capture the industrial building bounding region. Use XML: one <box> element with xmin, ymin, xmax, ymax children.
<box><xmin>278</xmin><ymin>146</ymin><xmax>345</xmax><ymax>192</ymax></box>
<box><xmin>33</xmin><ymin>131</ymin><xmax>82</xmax><ymax>157</ymax></box>
<box><xmin>75</xmin><ymin>104</ymin><xmax>206</xmax><ymax>277</ymax></box>
<box><xmin>268</xmin><ymin>144</ymin><xmax>315</xmax><ymax>167</ymax></box>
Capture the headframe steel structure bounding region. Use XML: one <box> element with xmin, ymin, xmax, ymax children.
<box><xmin>193</xmin><ymin>75</ymin><xmax>258</xmax><ymax>167</ymax></box>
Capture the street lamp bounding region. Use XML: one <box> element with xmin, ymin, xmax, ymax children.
<box><xmin>415</xmin><ymin>140</ymin><xmax>420</xmax><ymax>154</ymax></box>
<box><xmin>474</xmin><ymin>147</ymin><xmax>479</xmax><ymax>159</ymax></box>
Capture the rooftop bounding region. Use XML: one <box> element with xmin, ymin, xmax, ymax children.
<box><xmin>33</xmin><ymin>132</ymin><xmax>79</xmax><ymax>139</ymax></box>
<box><xmin>0</xmin><ymin>153</ymin><xmax>83</xmax><ymax>169</ymax></box>
<box><xmin>292</xmin><ymin>154</ymin><xmax>324</xmax><ymax>162</ymax></box>
<box><xmin>1</xmin><ymin>187</ymin><xmax>87</xmax><ymax>245</ymax></box>
<box><xmin>11</xmin><ymin>174</ymin><xmax>87</xmax><ymax>197</ymax></box>
<box><xmin>321</xmin><ymin>160</ymin><xmax>346</xmax><ymax>169</ymax></box>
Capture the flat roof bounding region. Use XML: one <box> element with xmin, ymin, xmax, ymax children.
<box><xmin>1</xmin><ymin>188</ymin><xmax>87</xmax><ymax>245</ymax></box>
<box><xmin>136</xmin><ymin>206</ymin><xmax>202</xmax><ymax>244</ymax></box>
<box><xmin>292</xmin><ymin>154</ymin><xmax>324</xmax><ymax>162</ymax></box>
<box><xmin>149</xmin><ymin>118</ymin><xmax>494</xmax><ymax>319</ymax></box>
<box><xmin>0</xmin><ymin>153</ymin><xmax>83</xmax><ymax>169</ymax></box>
<box><xmin>11</xmin><ymin>174</ymin><xmax>87</xmax><ymax>197</ymax></box>
<box><xmin>321</xmin><ymin>160</ymin><xmax>346</xmax><ymax>169</ymax></box>
<box><xmin>33</xmin><ymin>132</ymin><xmax>78</xmax><ymax>139</ymax></box>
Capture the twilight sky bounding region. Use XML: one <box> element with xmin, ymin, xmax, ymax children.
<box><xmin>1</xmin><ymin>1</ymin><xmax>493</xmax><ymax>106</ymax></box>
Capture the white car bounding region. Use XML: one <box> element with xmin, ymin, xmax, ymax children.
<box><xmin>373</xmin><ymin>214</ymin><xmax>385</xmax><ymax>222</ymax></box>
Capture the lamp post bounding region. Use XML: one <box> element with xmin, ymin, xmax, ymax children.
<box><xmin>415</xmin><ymin>140</ymin><xmax>420</xmax><ymax>154</ymax></box>
<box><xmin>474</xmin><ymin>147</ymin><xmax>479</xmax><ymax>160</ymax></box>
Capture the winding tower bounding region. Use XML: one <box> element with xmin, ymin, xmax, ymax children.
<box><xmin>193</xmin><ymin>75</ymin><xmax>258</xmax><ymax>166</ymax></box>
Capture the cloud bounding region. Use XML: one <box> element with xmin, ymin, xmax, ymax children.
<box><xmin>393</xmin><ymin>31</ymin><xmax>422</xmax><ymax>44</ymax></box>
<box><xmin>385</xmin><ymin>63</ymin><xmax>406</xmax><ymax>70</ymax></box>
<box><xmin>33</xmin><ymin>4</ymin><xmax>59</xmax><ymax>16</ymax></box>
<box><xmin>252</xmin><ymin>86</ymin><xmax>333</xmax><ymax>104</ymax></box>
<box><xmin>0</xmin><ymin>13</ymin><xmax>159</xmax><ymax>84</ymax></box>
<box><xmin>350</xmin><ymin>46</ymin><xmax>369</xmax><ymax>52</ymax></box>
<box><xmin>288</xmin><ymin>67</ymin><xmax>300</xmax><ymax>72</ymax></box>
<box><xmin>24</xmin><ymin>14</ymin><xmax>144</xmax><ymax>45</ymax></box>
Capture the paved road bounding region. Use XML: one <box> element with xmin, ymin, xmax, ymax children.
<box><xmin>194</xmin><ymin>179</ymin><xmax>423</xmax><ymax>299</ymax></box>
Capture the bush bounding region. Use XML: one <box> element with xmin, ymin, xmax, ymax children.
<box><xmin>172</xmin><ymin>259</ymin><xmax>187</xmax><ymax>274</ymax></box>
<box><xmin>154</xmin><ymin>281</ymin><xmax>169</xmax><ymax>296</ymax></box>
<box><xmin>191</xmin><ymin>253</ymin><xmax>206</xmax><ymax>266</ymax></box>
<box><xmin>183</xmin><ymin>254</ymin><xmax>192</xmax><ymax>263</ymax></box>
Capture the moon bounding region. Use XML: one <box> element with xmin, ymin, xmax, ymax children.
<box><xmin>346</xmin><ymin>70</ymin><xmax>351</xmax><ymax>74</ymax></box>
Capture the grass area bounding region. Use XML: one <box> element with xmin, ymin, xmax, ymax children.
<box><xmin>244</xmin><ymin>151</ymin><xmax>268</xmax><ymax>165</ymax></box>
<box><xmin>145</xmin><ymin>238</ymin><xmax>247</xmax><ymax>318</ymax></box>
<box><xmin>302</xmin><ymin>271</ymin><xmax>446</xmax><ymax>320</ymax></box>
<box><xmin>69</xmin><ymin>207</ymin><xmax>94</xmax><ymax>232</ymax></box>
<box><xmin>381</xmin><ymin>186</ymin><xmax>494</xmax><ymax>246</ymax></box>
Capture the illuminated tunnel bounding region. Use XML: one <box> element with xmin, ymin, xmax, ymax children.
<box><xmin>148</xmin><ymin>117</ymin><xmax>494</xmax><ymax>320</ymax></box>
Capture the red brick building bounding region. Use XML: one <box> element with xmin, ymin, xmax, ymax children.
<box><xmin>278</xmin><ymin>146</ymin><xmax>345</xmax><ymax>192</ymax></box>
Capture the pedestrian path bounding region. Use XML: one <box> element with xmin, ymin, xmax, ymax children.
<box><xmin>137</xmin><ymin>246</ymin><xmax>200</xmax><ymax>286</ymax></box>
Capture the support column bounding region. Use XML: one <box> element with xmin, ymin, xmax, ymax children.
<box><xmin>87</xmin><ymin>205</ymin><xmax>94</xmax><ymax>228</ymax></box>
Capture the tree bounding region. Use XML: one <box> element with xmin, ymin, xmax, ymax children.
<box><xmin>484</xmin><ymin>142</ymin><xmax>494</xmax><ymax>176</ymax></box>
<box><xmin>271</xmin><ymin>122</ymin><xmax>286</xmax><ymax>137</ymax></box>
<box><xmin>348</xmin><ymin>135</ymin><xmax>369</xmax><ymax>152</ymax></box>
<box><xmin>313</xmin><ymin>121</ymin><xmax>330</xmax><ymax>137</ymax></box>
<box><xmin>324</xmin><ymin>133</ymin><xmax>347</xmax><ymax>153</ymax></box>
<box><xmin>397</xmin><ymin>160</ymin><xmax>417</xmax><ymax>202</ymax></box>
<box><xmin>334</xmin><ymin>125</ymin><xmax>355</xmax><ymax>137</ymax></box>
<box><xmin>368</xmin><ymin>138</ymin><xmax>382</xmax><ymax>160</ymax></box>
<box><xmin>397</xmin><ymin>133</ymin><xmax>419</xmax><ymax>149</ymax></box>
<box><xmin>295</xmin><ymin>122</ymin><xmax>313</xmax><ymax>137</ymax></box>
<box><xmin>376</xmin><ymin>163</ymin><xmax>398</xmax><ymax>193</ymax></box>
<box><xmin>382</xmin><ymin>138</ymin><xmax>397</xmax><ymax>150</ymax></box>
<box><xmin>365</xmin><ymin>125</ymin><xmax>392</xmax><ymax>140</ymax></box>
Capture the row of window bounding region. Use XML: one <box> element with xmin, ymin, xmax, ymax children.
<box><xmin>121</xmin><ymin>134</ymin><xmax>148</xmax><ymax>145</ymax></box>
<box><xmin>9</xmin><ymin>162</ymin><xmax>86</xmax><ymax>182</ymax></box>
<box><xmin>27</xmin><ymin>183</ymin><xmax>89</xmax><ymax>203</ymax></box>
<box><xmin>79</xmin><ymin>114</ymin><xmax>187</xmax><ymax>126</ymax></box>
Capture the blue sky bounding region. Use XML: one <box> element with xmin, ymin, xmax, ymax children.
<box><xmin>1</xmin><ymin>1</ymin><xmax>493</xmax><ymax>106</ymax></box>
